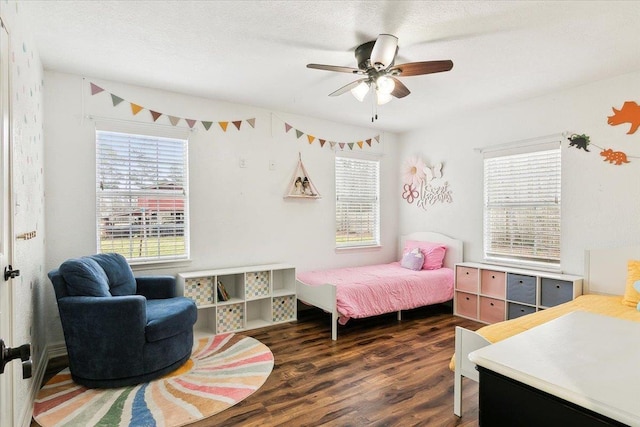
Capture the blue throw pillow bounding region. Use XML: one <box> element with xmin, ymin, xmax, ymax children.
<box><xmin>59</xmin><ymin>257</ymin><xmax>110</xmax><ymax>297</ymax></box>
<box><xmin>91</xmin><ymin>253</ymin><xmax>136</xmax><ymax>296</ymax></box>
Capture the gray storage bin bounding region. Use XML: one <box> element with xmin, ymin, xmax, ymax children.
<box><xmin>506</xmin><ymin>273</ymin><xmax>536</xmax><ymax>304</ymax></box>
<box><xmin>508</xmin><ymin>302</ymin><xmax>536</xmax><ymax>319</ymax></box>
<box><xmin>540</xmin><ymin>278</ymin><xmax>573</xmax><ymax>307</ymax></box>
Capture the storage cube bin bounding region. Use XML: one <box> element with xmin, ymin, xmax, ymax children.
<box><xmin>540</xmin><ymin>278</ymin><xmax>573</xmax><ymax>307</ymax></box>
<box><xmin>272</xmin><ymin>295</ymin><xmax>296</xmax><ymax>322</ymax></box>
<box><xmin>508</xmin><ymin>302</ymin><xmax>536</xmax><ymax>319</ymax></box>
<box><xmin>456</xmin><ymin>267</ymin><xmax>479</xmax><ymax>293</ymax></box>
<box><xmin>217</xmin><ymin>303</ymin><xmax>244</xmax><ymax>332</ymax></box>
<box><xmin>479</xmin><ymin>297</ymin><xmax>505</xmax><ymax>324</ymax></box>
<box><xmin>481</xmin><ymin>270</ymin><xmax>506</xmax><ymax>298</ymax></box>
<box><xmin>245</xmin><ymin>271</ymin><xmax>270</xmax><ymax>299</ymax></box>
<box><xmin>183</xmin><ymin>277</ymin><xmax>215</xmax><ymax>306</ymax></box>
<box><xmin>456</xmin><ymin>292</ymin><xmax>478</xmax><ymax>319</ymax></box>
<box><xmin>507</xmin><ymin>273</ymin><xmax>536</xmax><ymax>305</ymax></box>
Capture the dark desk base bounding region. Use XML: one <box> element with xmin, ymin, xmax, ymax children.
<box><xmin>477</xmin><ymin>367</ymin><xmax>627</xmax><ymax>427</ymax></box>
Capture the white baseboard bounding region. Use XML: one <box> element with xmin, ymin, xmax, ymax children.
<box><xmin>18</xmin><ymin>341</ymin><xmax>67</xmax><ymax>427</ymax></box>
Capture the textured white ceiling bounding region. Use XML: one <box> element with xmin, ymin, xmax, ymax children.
<box><xmin>19</xmin><ymin>0</ymin><xmax>640</xmax><ymax>132</ymax></box>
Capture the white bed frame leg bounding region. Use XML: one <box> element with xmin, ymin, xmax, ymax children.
<box><xmin>332</xmin><ymin>312</ymin><xmax>338</xmax><ymax>341</ymax></box>
<box><xmin>397</xmin><ymin>311</ymin><xmax>402</xmax><ymax>320</ymax></box>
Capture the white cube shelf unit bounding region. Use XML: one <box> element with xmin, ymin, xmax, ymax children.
<box><xmin>454</xmin><ymin>262</ymin><xmax>583</xmax><ymax>324</ymax></box>
<box><xmin>177</xmin><ymin>263</ymin><xmax>297</xmax><ymax>336</ymax></box>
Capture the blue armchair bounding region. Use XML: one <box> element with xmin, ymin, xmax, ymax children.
<box><xmin>48</xmin><ymin>253</ymin><xmax>197</xmax><ymax>388</ymax></box>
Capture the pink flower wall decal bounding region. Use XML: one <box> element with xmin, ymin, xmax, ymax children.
<box><xmin>402</xmin><ymin>156</ymin><xmax>426</xmax><ymax>188</ymax></box>
<box><xmin>402</xmin><ymin>184</ymin><xmax>419</xmax><ymax>204</ymax></box>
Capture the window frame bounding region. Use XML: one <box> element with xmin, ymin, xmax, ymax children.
<box><xmin>482</xmin><ymin>139</ymin><xmax>561</xmax><ymax>271</ymax></box>
<box><xmin>335</xmin><ymin>155</ymin><xmax>380</xmax><ymax>249</ymax></box>
<box><xmin>95</xmin><ymin>123</ymin><xmax>190</xmax><ymax>265</ymax></box>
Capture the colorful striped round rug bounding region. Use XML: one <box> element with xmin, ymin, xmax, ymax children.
<box><xmin>33</xmin><ymin>333</ymin><xmax>274</xmax><ymax>427</ymax></box>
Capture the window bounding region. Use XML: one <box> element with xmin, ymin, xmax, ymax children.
<box><xmin>483</xmin><ymin>142</ymin><xmax>561</xmax><ymax>270</ymax></box>
<box><xmin>335</xmin><ymin>157</ymin><xmax>380</xmax><ymax>248</ymax></box>
<box><xmin>96</xmin><ymin>128</ymin><xmax>189</xmax><ymax>263</ymax></box>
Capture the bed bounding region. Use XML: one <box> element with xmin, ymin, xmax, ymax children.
<box><xmin>452</xmin><ymin>245</ymin><xmax>640</xmax><ymax>417</ymax></box>
<box><xmin>296</xmin><ymin>231</ymin><xmax>463</xmax><ymax>340</ymax></box>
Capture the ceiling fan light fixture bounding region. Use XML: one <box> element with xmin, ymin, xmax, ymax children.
<box><xmin>350</xmin><ymin>81</ymin><xmax>370</xmax><ymax>102</ymax></box>
<box><xmin>370</xmin><ymin>34</ymin><xmax>398</xmax><ymax>70</ymax></box>
<box><xmin>376</xmin><ymin>90</ymin><xmax>393</xmax><ymax>105</ymax></box>
<box><xmin>376</xmin><ymin>75</ymin><xmax>395</xmax><ymax>95</ymax></box>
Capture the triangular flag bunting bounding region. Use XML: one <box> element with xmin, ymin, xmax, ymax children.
<box><xmin>285</xmin><ymin>123</ymin><xmax>292</xmax><ymax>133</ymax></box>
<box><xmin>111</xmin><ymin>94</ymin><xmax>124</xmax><ymax>107</ymax></box>
<box><xmin>168</xmin><ymin>116</ymin><xmax>181</xmax><ymax>126</ymax></box>
<box><xmin>246</xmin><ymin>118</ymin><xmax>256</xmax><ymax>128</ymax></box>
<box><xmin>219</xmin><ymin>122</ymin><xmax>229</xmax><ymax>132</ymax></box>
<box><xmin>348</xmin><ymin>143</ymin><xmax>354</xmax><ymax>150</ymax></box>
<box><xmin>357</xmin><ymin>141</ymin><xmax>364</xmax><ymax>149</ymax></box>
<box><xmin>307</xmin><ymin>135</ymin><xmax>315</xmax><ymax>144</ymax></box>
<box><xmin>330</xmin><ymin>142</ymin><xmax>337</xmax><ymax>149</ymax></box>
<box><xmin>202</xmin><ymin>121</ymin><xmax>213</xmax><ymax>130</ymax></box>
<box><xmin>186</xmin><ymin>119</ymin><xmax>196</xmax><ymax>129</ymax></box>
<box><xmin>150</xmin><ymin>110</ymin><xmax>162</xmax><ymax>122</ymax></box>
<box><xmin>366</xmin><ymin>139</ymin><xmax>372</xmax><ymax>146</ymax></box>
<box><xmin>339</xmin><ymin>143</ymin><xmax>345</xmax><ymax>150</ymax></box>
<box><xmin>374</xmin><ymin>135</ymin><xmax>380</xmax><ymax>143</ymax></box>
<box><xmin>232</xmin><ymin>120</ymin><xmax>242</xmax><ymax>130</ymax></box>
<box><xmin>319</xmin><ymin>139</ymin><xmax>326</xmax><ymax>147</ymax></box>
<box><xmin>295</xmin><ymin>130</ymin><xmax>303</xmax><ymax>139</ymax></box>
<box><xmin>90</xmin><ymin>83</ymin><xmax>104</xmax><ymax>95</ymax></box>
<box><xmin>130</xmin><ymin>103</ymin><xmax>143</xmax><ymax>115</ymax></box>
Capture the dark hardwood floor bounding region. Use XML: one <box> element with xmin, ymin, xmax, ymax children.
<box><xmin>33</xmin><ymin>304</ymin><xmax>483</xmax><ymax>427</ymax></box>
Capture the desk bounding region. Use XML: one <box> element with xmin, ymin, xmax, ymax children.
<box><xmin>469</xmin><ymin>311</ymin><xmax>640</xmax><ymax>426</ymax></box>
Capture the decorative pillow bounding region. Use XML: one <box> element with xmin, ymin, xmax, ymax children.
<box><xmin>90</xmin><ymin>253</ymin><xmax>136</xmax><ymax>296</ymax></box>
<box><xmin>622</xmin><ymin>260</ymin><xmax>640</xmax><ymax>307</ymax></box>
<box><xmin>59</xmin><ymin>257</ymin><xmax>110</xmax><ymax>297</ymax></box>
<box><xmin>401</xmin><ymin>248</ymin><xmax>424</xmax><ymax>271</ymax></box>
<box><xmin>403</xmin><ymin>240</ymin><xmax>447</xmax><ymax>270</ymax></box>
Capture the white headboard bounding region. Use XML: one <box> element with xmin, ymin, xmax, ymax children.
<box><xmin>585</xmin><ymin>245</ymin><xmax>640</xmax><ymax>295</ymax></box>
<box><xmin>398</xmin><ymin>231</ymin><xmax>463</xmax><ymax>270</ymax></box>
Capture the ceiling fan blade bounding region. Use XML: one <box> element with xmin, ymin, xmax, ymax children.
<box><xmin>370</xmin><ymin>34</ymin><xmax>398</xmax><ymax>70</ymax></box>
<box><xmin>307</xmin><ymin>63</ymin><xmax>362</xmax><ymax>74</ymax></box>
<box><xmin>390</xmin><ymin>77</ymin><xmax>410</xmax><ymax>98</ymax></box>
<box><xmin>329</xmin><ymin>78</ymin><xmax>369</xmax><ymax>97</ymax></box>
<box><xmin>390</xmin><ymin>60</ymin><xmax>453</xmax><ymax>77</ymax></box>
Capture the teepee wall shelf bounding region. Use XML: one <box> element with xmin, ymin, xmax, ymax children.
<box><xmin>284</xmin><ymin>154</ymin><xmax>321</xmax><ymax>199</ymax></box>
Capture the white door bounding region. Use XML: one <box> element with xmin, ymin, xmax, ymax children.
<box><xmin>0</xmin><ymin>18</ymin><xmax>14</xmax><ymax>427</ymax></box>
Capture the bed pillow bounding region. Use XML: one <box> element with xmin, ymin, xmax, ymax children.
<box><xmin>401</xmin><ymin>248</ymin><xmax>424</xmax><ymax>271</ymax></box>
<box><xmin>622</xmin><ymin>260</ymin><xmax>640</xmax><ymax>307</ymax></box>
<box><xmin>403</xmin><ymin>240</ymin><xmax>447</xmax><ymax>270</ymax></box>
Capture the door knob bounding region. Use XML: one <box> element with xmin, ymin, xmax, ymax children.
<box><xmin>4</xmin><ymin>265</ymin><xmax>20</xmax><ymax>281</ymax></box>
<box><xmin>0</xmin><ymin>339</ymin><xmax>32</xmax><ymax>379</ymax></box>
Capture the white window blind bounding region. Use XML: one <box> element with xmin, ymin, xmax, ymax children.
<box><xmin>335</xmin><ymin>157</ymin><xmax>380</xmax><ymax>248</ymax></box>
<box><xmin>96</xmin><ymin>129</ymin><xmax>189</xmax><ymax>263</ymax></box>
<box><xmin>483</xmin><ymin>147</ymin><xmax>561</xmax><ymax>269</ymax></box>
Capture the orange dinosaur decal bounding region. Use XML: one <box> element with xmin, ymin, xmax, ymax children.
<box><xmin>600</xmin><ymin>148</ymin><xmax>630</xmax><ymax>165</ymax></box>
<box><xmin>608</xmin><ymin>101</ymin><xmax>640</xmax><ymax>134</ymax></box>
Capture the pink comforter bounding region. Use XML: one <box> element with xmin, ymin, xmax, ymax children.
<box><xmin>297</xmin><ymin>262</ymin><xmax>454</xmax><ymax>324</ymax></box>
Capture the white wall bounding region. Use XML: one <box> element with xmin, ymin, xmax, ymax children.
<box><xmin>398</xmin><ymin>71</ymin><xmax>640</xmax><ymax>275</ymax></box>
<box><xmin>43</xmin><ymin>72</ymin><xmax>399</xmax><ymax>343</ymax></box>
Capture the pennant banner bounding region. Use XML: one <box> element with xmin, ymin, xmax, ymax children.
<box><xmin>89</xmin><ymin>82</ymin><xmax>255</xmax><ymax>132</ymax></box>
<box><xmin>282</xmin><ymin>121</ymin><xmax>381</xmax><ymax>151</ymax></box>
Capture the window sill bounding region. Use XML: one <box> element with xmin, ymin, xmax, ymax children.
<box><xmin>130</xmin><ymin>259</ymin><xmax>192</xmax><ymax>272</ymax></box>
<box><xmin>335</xmin><ymin>245</ymin><xmax>382</xmax><ymax>253</ymax></box>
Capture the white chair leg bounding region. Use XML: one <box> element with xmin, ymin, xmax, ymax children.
<box><xmin>454</xmin><ymin>369</ymin><xmax>463</xmax><ymax>417</ymax></box>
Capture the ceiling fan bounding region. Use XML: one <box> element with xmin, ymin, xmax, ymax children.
<box><xmin>307</xmin><ymin>34</ymin><xmax>453</xmax><ymax>106</ymax></box>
